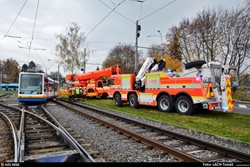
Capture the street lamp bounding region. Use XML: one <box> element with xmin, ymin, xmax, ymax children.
<box><xmin>147</xmin><ymin>34</ymin><xmax>161</xmax><ymax>43</ymax></box>
<box><xmin>157</xmin><ymin>30</ymin><xmax>163</xmax><ymax>43</ymax></box>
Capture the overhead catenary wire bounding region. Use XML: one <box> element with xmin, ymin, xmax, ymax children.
<box><xmin>28</xmin><ymin>0</ymin><xmax>40</xmax><ymax>62</ymax></box>
<box><xmin>86</xmin><ymin>40</ymin><xmax>133</xmax><ymax>44</ymax></box>
<box><xmin>86</xmin><ymin>0</ymin><xmax>126</xmax><ymax>38</ymax></box>
<box><xmin>139</xmin><ymin>0</ymin><xmax>177</xmax><ymax>21</ymax></box>
<box><xmin>0</xmin><ymin>0</ymin><xmax>28</xmax><ymax>40</ymax></box>
<box><xmin>33</xmin><ymin>50</ymin><xmax>45</xmax><ymax>69</ymax></box>
<box><xmin>98</xmin><ymin>0</ymin><xmax>135</xmax><ymax>24</ymax></box>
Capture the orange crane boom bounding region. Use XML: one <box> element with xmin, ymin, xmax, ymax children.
<box><xmin>66</xmin><ymin>65</ymin><xmax>120</xmax><ymax>82</ymax></box>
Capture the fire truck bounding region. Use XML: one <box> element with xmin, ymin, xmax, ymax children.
<box><xmin>65</xmin><ymin>65</ymin><xmax>120</xmax><ymax>98</ymax></box>
<box><xmin>109</xmin><ymin>58</ymin><xmax>239</xmax><ymax>115</ymax></box>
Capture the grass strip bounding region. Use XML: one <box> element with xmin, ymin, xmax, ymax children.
<box><xmin>81</xmin><ymin>99</ymin><xmax>250</xmax><ymax>142</ymax></box>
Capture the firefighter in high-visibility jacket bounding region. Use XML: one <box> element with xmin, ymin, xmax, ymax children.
<box><xmin>79</xmin><ymin>87</ymin><xmax>83</xmax><ymax>97</ymax></box>
<box><xmin>75</xmin><ymin>87</ymin><xmax>80</xmax><ymax>98</ymax></box>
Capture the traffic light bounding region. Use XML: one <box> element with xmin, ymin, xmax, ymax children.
<box><xmin>136</xmin><ymin>24</ymin><xmax>141</xmax><ymax>38</ymax></box>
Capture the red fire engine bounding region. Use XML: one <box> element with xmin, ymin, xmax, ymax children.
<box><xmin>109</xmin><ymin>58</ymin><xmax>238</xmax><ymax>115</ymax></box>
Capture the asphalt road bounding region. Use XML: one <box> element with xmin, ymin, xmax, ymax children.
<box><xmin>233</xmin><ymin>101</ymin><xmax>250</xmax><ymax>115</ymax></box>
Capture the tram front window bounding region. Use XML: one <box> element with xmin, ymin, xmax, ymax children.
<box><xmin>19</xmin><ymin>74</ymin><xmax>43</xmax><ymax>94</ymax></box>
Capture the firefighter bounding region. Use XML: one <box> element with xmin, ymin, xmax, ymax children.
<box><xmin>75</xmin><ymin>87</ymin><xmax>80</xmax><ymax>98</ymax></box>
<box><xmin>69</xmin><ymin>87</ymin><xmax>75</xmax><ymax>101</ymax></box>
<box><xmin>79</xmin><ymin>87</ymin><xmax>83</xmax><ymax>97</ymax></box>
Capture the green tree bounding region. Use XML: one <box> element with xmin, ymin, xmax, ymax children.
<box><xmin>56</xmin><ymin>22</ymin><xmax>86</xmax><ymax>74</ymax></box>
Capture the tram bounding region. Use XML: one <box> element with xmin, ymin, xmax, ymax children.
<box><xmin>18</xmin><ymin>72</ymin><xmax>59</xmax><ymax>103</ymax></box>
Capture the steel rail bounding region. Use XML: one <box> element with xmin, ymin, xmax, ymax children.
<box><xmin>21</xmin><ymin>109</ymin><xmax>94</xmax><ymax>162</ymax></box>
<box><xmin>58</xmin><ymin>99</ymin><xmax>250</xmax><ymax>162</ymax></box>
<box><xmin>54</xmin><ymin>99</ymin><xmax>202</xmax><ymax>162</ymax></box>
<box><xmin>41</xmin><ymin>106</ymin><xmax>95</xmax><ymax>162</ymax></box>
<box><xmin>0</xmin><ymin>112</ymin><xmax>18</xmax><ymax>162</ymax></box>
<box><xmin>0</xmin><ymin>93</ymin><xmax>12</xmax><ymax>98</ymax></box>
<box><xmin>0</xmin><ymin>102</ymin><xmax>95</xmax><ymax>162</ymax></box>
<box><xmin>18</xmin><ymin>109</ymin><xmax>25</xmax><ymax>162</ymax></box>
<box><xmin>0</xmin><ymin>102</ymin><xmax>22</xmax><ymax>161</ymax></box>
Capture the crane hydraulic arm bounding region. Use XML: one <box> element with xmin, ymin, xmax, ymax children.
<box><xmin>66</xmin><ymin>65</ymin><xmax>121</xmax><ymax>82</ymax></box>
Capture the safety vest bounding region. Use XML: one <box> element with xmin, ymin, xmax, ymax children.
<box><xmin>75</xmin><ymin>88</ymin><xmax>80</xmax><ymax>95</ymax></box>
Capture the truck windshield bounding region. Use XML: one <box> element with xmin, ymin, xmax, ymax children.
<box><xmin>19</xmin><ymin>74</ymin><xmax>43</xmax><ymax>93</ymax></box>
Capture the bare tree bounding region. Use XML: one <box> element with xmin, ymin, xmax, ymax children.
<box><xmin>167</xmin><ymin>9</ymin><xmax>221</xmax><ymax>63</ymax></box>
<box><xmin>103</xmin><ymin>44</ymin><xmax>139</xmax><ymax>74</ymax></box>
<box><xmin>219</xmin><ymin>5</ymin><xmax>250</xmax><ymax>82</ymax></box>
<box><xmin>166</xmin><ymin>4</ymin><xmax>250</xmax><ymax>83</ymax></box>
<box><xmin>56</xmin><ymin>22</ymin><xmax>86</xmax><ymax>74</ymax></box>
<box><xmin>49</xmin><ymin>71</ymin><xmax>63</xmax><ymax>82</ymax></box>
<box><xmin>147</xmin><ymin>44</ymin><xmax>163</xmax><ymax>57</ymax></box>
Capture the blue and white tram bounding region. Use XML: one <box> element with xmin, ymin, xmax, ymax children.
<box><xmin>18</xmin><ymin>72</ymin><xmax>59</xmax><ymax>103</ymax></box>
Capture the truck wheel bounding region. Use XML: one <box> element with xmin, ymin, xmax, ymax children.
<box><xmin>175</xmin><ymin>96</ymin><xmax>193</xmax><ymax>115</ymax></box>
<box><xmin>101</xmin><ymin>93</ymin><xmax>108</xmax><ymax>99</ymax></box>
<box><xmin>157</xmin><ymin>95</ymin><xmax>173</xmax><ymax>112</ymax></box>
<box><xmin>129</xmin><ymin>93</ymin><xmax>139</xmax><ymax>109</ymax></box>
<box><xmin>114</xmin><ymin>93</ymin><xmax>123</xmax><ymax>107</ymax></box>
<box><xmin>87</xmin><ymin>88</ymin><xmax>94</xmax><ymax>93</ymax></box>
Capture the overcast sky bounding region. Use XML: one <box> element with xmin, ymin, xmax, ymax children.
<box><xmin>0</xmin><ymin>0</ymin><xmax>245</xmax><ymax>76</ymax></box>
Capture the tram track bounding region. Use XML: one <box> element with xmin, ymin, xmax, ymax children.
<box><xmin>0</xmin><ymin>111</ymin><xmax>18</xmax><ymax>162</ymax></box>
<box><xmin>0</xmin><ymin>93</ymin><xmax>12</xmax><ymax>99</ymax></box>
<box><xmin>55</xmin><ymin>99</ymin><xmax>250</xmax><ymax>162</ymax></box>
<box><xmin>0</xmin><ymin>101</ymin><xmax>95</xmax><ymax>162</ymax></box>
<box><xmin>0</xmin><ymin>102</ymin><xmax>20</xmax><ymax>162</ymax></box>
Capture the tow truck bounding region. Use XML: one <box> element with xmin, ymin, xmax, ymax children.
<box><xmin>109</xmin><ymin>58</ymin><xmax>238</xmax><ymax>115</ymax></box>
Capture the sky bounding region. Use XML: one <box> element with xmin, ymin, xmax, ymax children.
<box><xmin>0</xmin><ymin>0</ymin><xmax>245</xmax><ymax>76</ymax></box>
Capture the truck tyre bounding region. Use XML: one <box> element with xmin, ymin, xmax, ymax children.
<box><xmin>87</xmin><ymin>88</ymin><xmax>94</xmax><ymax>93</ymax></box>
<box><xmin>175</xmin><ymin>96</ymin><xmax>194</xmax><ymax>115</ymax></box>
<box><xmin>101</xmin><ymin>93</ymin><xmax>108</xmax><ymax>99</ymax></box>
<box><xmin>157</xmin><ymin>95</ymin><xmax>173</xmax><ymax>112</ymax></box>
<box><xmin>129</xmin><ymin>93</ymin><xmax>139</xmax><ymax>109</ymax></box>
<box><xmin>114</xmin><ymin>93</ymin><xmax>123</xmax><ymax>107</ymax></box>
<box><xmin>185</xmin><ymin>60</ymin><xmax>206</xmax><ymax>70</ymax></box>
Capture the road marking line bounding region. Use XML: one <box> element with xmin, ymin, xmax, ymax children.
<box><xmin>238</xmin><ymin>104</ymin><xmax>247</xmax><ymax>108</ymax></box>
